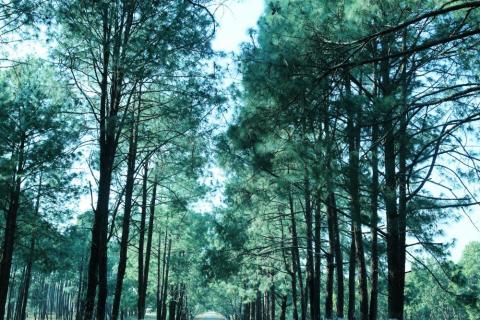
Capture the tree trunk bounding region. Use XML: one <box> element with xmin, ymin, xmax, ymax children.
<box><xmin>140</xmin><ymin>175</ymin><xmax>158</xmax><ymax>317</ymax></box>
<box><xmin>255</xmin><ymin>291</ymin><xmax>262</xmax><ymax>320</ymax></box>
<box><xmin>0</xmin><ymin>135</ymin><xmax>25</xmax><ymax>320</ymax></box>
<box><xmin>77</xmin><ymin>259</ymin><xmax>84</xmax><ymax>320</ymax></box>
<box><xmin>19</xmin><ymin>239</ymin><xmax>34</xmax><ymax>320</ymax></box>
<box><xmin>379</xmin><ymin>34</ymin><xmax>405</xmax><ymax>320</ymax></box>
<box><xmin>161</xmin><ymin>239</ymin><xmax>172</xmax><ymax>320</ymax></box>
<box><xmin>159</xmin><ymin>230</ymin><xmax>169</xmax><ymax>320</ymax></box>
<box><xmin>325</xmin><ymin>197</ymin><xmax>335</xmax><ymax>320</ymax></box>
<box><xmin>304</xmin><ymin>176</ymin><xmax>318</xmax><ymax>320</ymax></box>
<box><xmin>330</xmin><ymin>193</ymin><xmax>344</xmax><ymax>319</ymax></box>
<box><xmin>347</xmin><ymin>76</ymin><xmax>369</xmax><ymax>320</ymax></box>
<box><xmin>280</xmin><ymin>215</ymin><xmax>298</xmax><ymax>320</ymax></box>
<box><xmin>270</xmin><ymin>284</ymin><xmax>275</xmax><ymax>320</ymax></box>
<box><xmin>112</xmin><ymin>118</ymin><xmax>139</xmax><ymax>320</ymax></box>
<box><xmin>369</xmin><ymin>123</ymin><xmax>379</xmax><ymax>320</ymax></box>
<box><xmin>17</xmin><ymin>174</ymin><xmax>41</xmax><ymax>320</ymax></box>
<box><xmin>83</xmin><ymin>7</ymin><xmax>112</xmax><ymax>320</ymax></box>
<box><xmin>168</xmin><ymin>286</ymin><xmax>176</xmax><ymax>320</ymax></box>
<box><xmin>288</xmin><ymin>191</ymin><xmax>306</xmax><ymax>320</ymax></box>
<box><xmin>314</xmin><ymin>195</ymin><xmax>322</xmax><ymax>320</ymax></box>
<box><xmin>395</xmin><ymin>30</ymin><xmax>409</xmax><ymax>320</ymax></box>
<box><xmin>138</xmin><ymin>162</ymin><xmax>149</xmax><ymax>319</ymax></box>
<box><xmin>347</xmin><ymin>224</ymin><xmax>356</xmax><ymax>320</ymax></box>
<box><xmin>156</xmin><ymin>231</ymin><xmax>162</xmax><ymax>320</ymax></box>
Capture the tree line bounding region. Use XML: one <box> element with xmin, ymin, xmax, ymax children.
<box><xmin>0</xmin><ymin>1</ymin><xmax>480</xmax><ymax>320</ymax></box>
<box><xmin>211</xmin><ymin>1</ymin><xmax>480</xmax><ymax>319</ymax></box>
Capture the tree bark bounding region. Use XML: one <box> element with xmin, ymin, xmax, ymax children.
<box><xmin>112</xmin><ymin>118</ymin><xmax>139</xmax><ymax>320</ymax></box>
<box><xmin>347</xmin><ymin>224</ymin><xmax>356</xmax><ymax>320</ymax></box>
<box><xmin>140</xmin><ymin>175</ymin><xmax>157</xmax><ymax>318</ymax></box>
<box><xmin>314</xmin><ymin>194</ymin><xmax>322</xmax><ymax>320</ymax></box>
<box><xmin>83</xmin><ymin>4</ymin><xmax>135</xmax><ymax>319</ymax></box>
<box><xmin>83</xmin><ymin>6</ymin><xmax>112</xmax><ymax>320</ymax></box>
<box><xmin>369</xmin><ymin>123</ymin><xmax>379</xmax><ymax>320</ymax></box>
<box><xmin>288</xmin><ymin>191</ymin><xmax>306</xmax><ymax>320</ymax></box>
<box><xmin>347</xmin><ymin>76</ymin><xmax>369</xmax><ymax>320</ymax></box>
<box><xmin>161</xmin><ymin>239</ymin><xmax>172</xmax><ymax>320</ymax></box>
<box><xmin>270</xmin><ymin>284</ymin><xmax>275</xmax><ymax>320</ymax></box>
<box><xmin>156</xmin><ymin>230</ymin><xmax>162</xmax><ymax>320</ymax></box>
<box><xmin>380</xmin><ymin>34</ymin><xmax>404</xmax><ymax>320</ymax></box>
<box><xmin>325</xmin><ymin>197</ymin><xmax>335</xmax><ymax>320</ymax></box>
<box><xmin>138</xmin><ymin>162</ymin><xmax>149</xmax><ymax>319</ymax></box>
<box><xmin>0</xmin><ymin>133</ymin><xmax>25</xmax><ymax>320</ymax></box>
<box><xmin>304</xmin><ymin>176</ymin><xmax>318</xmax><ymax>320</ymax></box>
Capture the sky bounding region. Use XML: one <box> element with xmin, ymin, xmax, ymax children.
<box><xmin>211</xmin><ymin>0</ymin><xmax>265</xmax><ymax>52</ymax></box>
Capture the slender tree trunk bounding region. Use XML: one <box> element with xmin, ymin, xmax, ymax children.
<box><xmin>83</xmin><ymin>7</ymin><xmax>112</xmax><ymax>320</ymax></box>
<box><xmin>314</xmin><ymin>194</ymin><xmax>321</xmax><ymax>320</ymax></box>
<box><xmin>384</xmin><ymin>97</ymin><xmax>401</xmax><ymax>320</ymax></box>
<box><xmin>175</xmin><ymin>284</ymin><xmax>184</xmax><ymax>320</ymax></box>
<box><xmin>288</xmin><ymin>191</ymin><xmax>306</xmax><ymax>320</ymax></box>
<box><xmin>19</xmin><ymin>239</ymin><xmax>34</xmax><ymax>320</ymax></box>
<box><xmin>255</xmin><ymin>291</ymin><xmax>262</xmax><ymax>320</ymax></box>
<box><xmin>156</xmin><ymin>231</ymin><xmax>162</xmax><ymax>320</ymax></box>
<box><xmin>280</xmin><ymin>216</ymin><xmax>298</xmax><ymax>320</ymax></box>
<box><xmin>369</xmin><ymin>123</ymin><xmax>379</xmax><ymax>320</ymax></box>
<box><xmin>140</xmin><ymin>176</ymin><xmax>157</xmax><ymax>318</ymax></box>
<box><xmin>330</xmin><ymin>193</ymin><xmax>344</xmax><ymax>319</ymax></box>
<box><xmin>0</xmin><ymin>135</ymin><xmax>25</xmax><ymax>320</ymax></box>
<box><xmin>161</xmin><ymin>239</ymin><xmax>172</xmax><ymax>320</ymax></box>
<box><xmin>347</xmin><ymin>76</ymin><xmax>369</xmax><ymax>320</ymax></box>
<box><xmin>18</xmin><ymin>173</ymin><xmax>42</xmax><ymax>320</ymax></box>
<box><xmin>304</xmin><ymin>176</ymin><xmax>318</xmax><ymax>320</ymax></box>
<box><xmin>323</xmin><ymin>101</ymin><xmax>344</xmax><ymax>319</ymax></box>
<box><xmin>243</xmin><ymin>303</ymin><xmax>250</xmax><ymax>320</ymax></box>
<box><xmin>159</xmin><ymin>230</ymin><xmax>169</xmax><ymax>320</ymax></box>
<box><xmin>15</xmin><ymin>267</ymin><xmax>27</xmax><ymax>320</ymax></box>
<box><xmin>270</xmin><ymin>284</ymin><xmax>275</xmax><ymax>320</ymax></box>
<box><xmin>77</xmin><ymin>265</ymin><xmax>85</xmax><ymax>320</ymax></box>
<box><xmin>347</xmin><ymin>224</ymin><xmax>356</xmax><ymax>320</ymax></box>
<box><xmin>396</xmin><ymin>30</ymin><xmax>409</xmax><ymax>320</ymax></box>
<box><xmin>112</xmin><ymin>118</ymin><xmax>139</xmax><ymax>320</ymax></box>
<box><xmin>325</xmin><ymin>198</ymin><xmax>335</xmax><ymax>320</ymax></box>
<box><xmin>378</xmin><ymin>34</ymin><xmax>405</xmax><ymax>320</ymax></box>
<box><xmin>168</xmin><ymin>285</ymin><xmax>176</xmax><ymax>320</ymax></box>
<box><xmin>138</xmin><ymin>162</ymin><xmax>149</xmax><ymax>319</ymax></box>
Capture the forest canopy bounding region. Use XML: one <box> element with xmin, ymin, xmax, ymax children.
<box><xmin>0</xmin><ymin>1</ymin><xmax>480</xmax><ymax>320</ymax></box>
